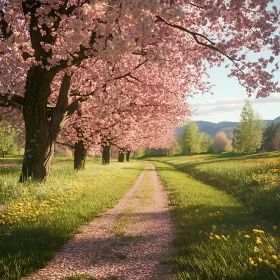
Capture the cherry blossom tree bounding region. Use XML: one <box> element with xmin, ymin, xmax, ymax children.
<box><xmin>58</xmin><ymin>56</ymin><xmax>191</xmax><ymax>168</ymax></box>
<box><xmin>0</xmin><ymin>0</ymin><xmax>279</xmax><ymax>181</ymax></box>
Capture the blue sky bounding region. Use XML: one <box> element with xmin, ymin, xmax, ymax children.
<box><xmin>189</xmin><ymin>66</ymin><xmax>280</xmax><ymax>123</ymax></box>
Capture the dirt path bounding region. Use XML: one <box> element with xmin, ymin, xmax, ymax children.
<box><xmin>24</xmin><ymin>163</ymin><xmax>174</xmax><ymax>280</ymax></box>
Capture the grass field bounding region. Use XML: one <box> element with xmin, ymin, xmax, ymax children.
<box><xmin>2</xmin><ymin>152</ymin><xmax>280</xmax><ymax>279</ymax></box>
<box><xmin>150</xmin><ymin>152</ymin><xmax>280</xmax><ymax>279</ymax></box>
<box><xmin>0</xmin><ymin>157</ymin><xmax>145</xmax><ymax>280</ymax></box>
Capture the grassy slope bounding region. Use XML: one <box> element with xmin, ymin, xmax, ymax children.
<box><xmin>150</xmin><ymin>153</ymin><xmax>280</xmax><ymax>279</ymax></box>
<box><xmin>0</xmin><ymin>157</ymin><xmax>145</xmax><ymax>280</ymax></box>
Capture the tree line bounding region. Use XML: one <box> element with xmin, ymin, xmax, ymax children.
<box><xmin>2</xmin><ymin>99</ymin><xmax>279</xmax><ymax>159</ymax></box>
<box><xmin>179</xmin><ymin>100</ymin><xmax>278</xmax><ymax>156</ymax></box>
<box><xmin>1</xmin><ymin>1</ymin><xmax>280</xmax><ymax>181</ymax></box>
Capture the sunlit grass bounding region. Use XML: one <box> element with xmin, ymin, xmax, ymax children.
<box><xmin>0</xmin><ymin>157</ymin><xmax>145</xmax><ymax>280</ymax></box>
<box><xmin>152</xmin><ymin>155</ymin><xmax>280</xmax><ymax>279</ymax></box>
<box><xmin>151</xmin><ymin>152</ymin><xmax>280</xmax><ymax>224</ymax></box>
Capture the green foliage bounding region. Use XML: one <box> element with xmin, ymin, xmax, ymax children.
<box><xmin>0</xmin><ymin>121</ymin><xmax>18</xmax><ymax>157</ymax></box>
<box><xmin>261</xmin><ymin>122</ymin><xmax>280</xmax><ymax>152</ymax></box>
<box><xmin>234</xmin><ymin>100</ymin><xmax>265</xmax><ymax>153</ymax></box>
<box><xmin>135</xmin><ymin>148</ymin><xmax>145</xmax><ymax>158</ymax></box>
<box><xmin>144</xmin><ymin>148</ymin><xmax>168</xmax><ymax>157</ymax></box>
<box><xmin>152</xmin><ymin>154</ymin><xmax>280</xmax><ymax>279</ymax></box>
<box><xmin>0</xmin><ymin>158</ymin><xmax>145</xmax><ymax>279</ymax></box>
<box><xmin>181</xmin><ymin>122</ymin><xmax>212</xmax><ymax>155</ymax></box>
<box><xmin>272</xmin><ymin>125</ymin><xmax>280</xmax><ymax>150</ymax></box>
<box><xmin>182</xmin><ymin>121</ymin><xmax>199</xmax><ymax>155</ymax></box>
<box><xmin>198</xmin><ymin>132</ymin><xmax>213</xmax><ymax>153</ymax></box>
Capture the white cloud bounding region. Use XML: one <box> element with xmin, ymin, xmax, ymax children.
<box><xmin>193</xmin><ymin>104</ymin><xmax>242</xmax><ymax>116</ymax></box>
<box><xmin>190</xmin><ymin>93</ymin><xmax>280</xmax><ymax>108</ymax></box>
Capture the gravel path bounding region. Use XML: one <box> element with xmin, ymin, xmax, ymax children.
<box><xmin>24</xmin><ymin>163</ymin><xmax>174</xmax><ymax>280</ymax></box>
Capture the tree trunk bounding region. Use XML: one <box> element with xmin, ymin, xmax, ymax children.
<box><xmin>20</xmin><ymin>67</ymin><xmax>56</xmax><ymax>182</ymax></box>
<box><xmin>126</xmin><ymin>151</ymin><xmax>131</xmax><ymax>161</ymax></box>
<box><xmin>74</xmin><ymin>140</ymin><xmax>87</xmax><ymax>170</ymax></box>
<box><xmin>2</xmin><ymin>151</ymin><xmax>4</xmax><ymax>158</ymax></box>
<box><xmin>118</xmin><ymin>151</ymin><xmax>125</xmax><ymax>162</ymax></box>
<box><xmin>102</xmin><ymin>145</ymin><xmax>111</xmax><ymax>164</ymax></box>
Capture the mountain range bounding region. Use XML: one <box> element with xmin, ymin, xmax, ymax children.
<box><xmin>177</xmin><ymin>116</ymin><xmax>280</xmax><ymax>139</ymax></box>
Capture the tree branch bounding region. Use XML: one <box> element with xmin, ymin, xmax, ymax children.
<box><xmin>50</xmin><ymin>73</ymin><xmax>73</xmax><ymax>139</ymax></box>
<box><xmin>56</xmin><ymin>140</ymin><xmax>75</xmax><ymax>149</ymax></box>
<box><xmin>155</xmin><ymin>15</ymin><xmax>244</xmax><ymax>73</ymax></box>
<box><xmin>0</xmin><ymin>93</ymin><xmax>24</xmax><ymax>108</ymax></box>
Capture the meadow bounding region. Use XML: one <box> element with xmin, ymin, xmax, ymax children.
<box><xmin>1</xmin><ymin>152</ymin><xmax>280</xmax><ymax>279</ymax></box>
<box><xmin>150</xmin><ymin>152</ymin><xmax>280</xmax><ymax>279</ymax></box>
<box><xmin>0</xmin><ymin>156</ymin><xmax>145</xmax><ymax>280</ymax></box>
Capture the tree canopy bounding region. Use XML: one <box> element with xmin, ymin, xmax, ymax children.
<box><xmin>0</xmin><ymin>0</ymin><xmax>280</xmax><ymax>180</ymax></box>
<box><xmin>233</xmin><ymin>100</ymin><xmax>265</xmax><ymax>153</ymax></box>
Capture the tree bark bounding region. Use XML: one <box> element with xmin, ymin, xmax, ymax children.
<box><xmin>20</xmin><ymin>68</ymin><xmax>72</xmax><ymax>182</ymax></box>
<box><xmin>20</xmin><ymin>67</ymin><xmax>56</xmax><ymax>182</ymax></box>
<box><xmin>126</xmin><ymin>151</ymin><xmax>131</xmax><ymax>161</ymax></box>
<box><xmin>102</xmin><ymin>145</ymin><xmax>110</xmax><ymax>165</ymax></box>
<box><xmin>74</xmin><ymin>140</ymin><xmax>87</xmax><ymax>170</ymax></box>
<box><xmin>118</xmin><ymin>150</ymin><xmax>125</xmax><ymax>162</ymax></box>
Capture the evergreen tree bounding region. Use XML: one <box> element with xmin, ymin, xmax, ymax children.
<box><xmin>272</xmin><ymin>124</ymin><xmax>280</xmax><ymax>151</ymax></box>
<box><xmin>262</xmin><ymin>122</ymin><xmax>277</xmax><ymax>151</ymax></box>
<box><xmin>234</xmin><ymin>100</ymin><xmax>264</xmax><ymax>153</ymax></box>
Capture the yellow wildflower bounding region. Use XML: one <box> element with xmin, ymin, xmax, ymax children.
<box><xmin>249</xmin><ymin>260</ymin><xmax>255</xmax><ymax>265</ymax></box>
<box><xmin>267</xmin><ymin>246</ymin><xmax>275</xmax><ymax>253</ymax></box>
<box><xmin>244</xmin><ymin>235</ymin><xmax>250</xmax><ymax>238</ymax></box>
<box><xmin>254</xmin><ymin>247</ymin><xmax>260</xmax><ymax>253</ymax></box>
<box><xmin>256</xmin><ymin>237</ymin><xmax>262</xmax><ymax>245</ymax></box>
<box><xmin>221</xmin><ymin>235</ymin><xmax>228</xmax><ymax>241</ymax></box>
<box><xmin>253</xmin><ymin>229</ymin><xmax>264</xmax><ymax>234</ymax></box>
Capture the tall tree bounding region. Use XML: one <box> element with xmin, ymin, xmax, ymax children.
<box><xmin>261</xmin><ymin>122</ymin><xmax>277</xmax><ymax>151</ymax></box>
<box><xmin>271</xmin><ymin>124</ymin><xmax>280</xmax><ymax>150</ymax></box>
<box><xmin>234</xmin><ymin>100</ymin><xmax>264</xmax><ymax>153</ymax></box>
<box><xmin>181</xmin><ymin>122</ymin><xmax>199</xmax><ymax>156</ymax></box>
<box><xmin>198</xmin><ymin>132</ymin><xmax>213</xmax><ymax>153</ymax></box>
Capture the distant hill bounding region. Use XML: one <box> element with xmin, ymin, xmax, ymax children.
<box><xmin>177</xmin><ymin>117</ymin><xmax>280</xmax><ymax>139</ymax></box>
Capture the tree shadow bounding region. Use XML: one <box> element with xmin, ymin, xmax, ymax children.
<box><xmin>0</xmin><ymin>209</ymin><xmax>174</xmax><ymax>279</ymax></box>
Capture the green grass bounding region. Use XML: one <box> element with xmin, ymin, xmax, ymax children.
<box><xmin>112</xmin><ymin>167</ymin><xmax>155</xmax><ymax>238</ymax></box>
<box><xmin>151</xmin><ymin>154</ymin><xmax>280</xmax><ymax>279</ymax></box>
<box><xmin>0</xmin><ymin>157</ymin><xmax>145</xmax><ymax>280</ymax></box>
<box><xmin>150</xmin><ymin>152</ymin><xmax>280</xmax><ymax>224</ymax></box>
<box><xmin>132</xmin><ymin>168</ymin><xmax>154</xmax><ymax>205</ymax></box>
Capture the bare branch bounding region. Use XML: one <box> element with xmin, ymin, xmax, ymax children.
<box><xmin>56</xmin><ymin>140</ymin><xmax>75</xmax><ymax>149</ymax></box>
